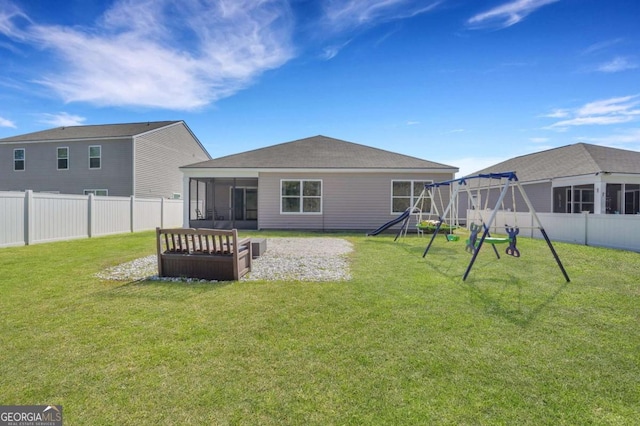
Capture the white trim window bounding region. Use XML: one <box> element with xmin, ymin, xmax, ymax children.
<box><xmin>391</xmin><ymin>180</ymin><xmax>432</xmax><ymax>213</ymax></box>
<box><xmin>553</xmin><ymin>185</ymin><xmax>594</xmax><ymax>213</ymax></box>
<box><xmin>84</xmin><ymin>189</ymin><xmax>108</xmax><ymax>196</ymax></box>
<box><xmin>89</xmin><ymin>145</ymin><xmax>101</xmax><ymax>169</ymax></box>
<box><xmin>57</xmin><ymin>147</ymin><xmax>69</xmax><ymax>170</ymax></box>
<box><xmin>281</xmin><ymin>179</ymin><xmax>322</xmax><ymax>214</ymax></box>
<box><xmin>13</xmin><ymin>148</ymin><xmax>25</xmax><ymax>171</ymax></box>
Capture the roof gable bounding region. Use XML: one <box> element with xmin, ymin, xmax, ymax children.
<box><xmin>0</xmin><ymin>121</ymin><xmax>181</xmax><ymax>143</ymax></box>
<box><xmin>472</xmin><ymin>143</ymin><xmax>640</xmax><ymax>182</ymax></box>
<box><xmin>184</xmin><ymin>135</ymin><xmax>456</xmax><ymax>170</ymax></box>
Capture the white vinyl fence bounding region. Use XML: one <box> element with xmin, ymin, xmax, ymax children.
<box><xmin>466</xmin><ymin>209</ymin><xmax>640</xmax><ymax>252</ymax></box>
<box><xmin>0</xmin><ymin>190</ymin><xmax>183</xmax><ymax>248</ymax></box>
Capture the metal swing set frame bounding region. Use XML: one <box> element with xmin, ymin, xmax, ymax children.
<box><xmin>421</xmin><ymin>172</ymin><xmax>571</xmax><ymax>282</ymax></box>
<box><xmin>394</xmin><ymin>182</ymin><xmax>459</xmax><ymax>241</ymax></box>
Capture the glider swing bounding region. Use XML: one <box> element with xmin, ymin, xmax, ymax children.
<box><xmin>422</xmin><ymin>172</ymin><xmax>570</xmax><ymax>282</ymax></box>
<box><xmin>414</xmin><ymin>182</ymin><xmax>459</xmax><ymax>240</ymax></box>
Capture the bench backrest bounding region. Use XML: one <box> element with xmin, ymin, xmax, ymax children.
<box><xmin>156</xmin><ymin>228</ymin><xmax>240</xmax><ymax>255</ymax></box>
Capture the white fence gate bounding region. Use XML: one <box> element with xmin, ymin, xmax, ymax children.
<box><xmin>0</xmin><ymin>190</ymin><xmax>183</xmax><ymax>248</ymax></box>
<box><xmin>466</xmin><ymin>209</ymin><xmax>640</xmax><ymax>252</ymax></box>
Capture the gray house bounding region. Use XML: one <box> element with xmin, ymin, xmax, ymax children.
<box><xmin>181</xmin><ymin>135</ymin><xmax>458</xmax><ymax>231</ymax></box>
<box><xmin>462</xmin><ymin>143</ymin><xmax>640</xmax><ymax>217</ymax></box>
<box><xmin>0</xmin><ymin>121</ymin><xmax>211</xmax><ymax>198</ymax></box>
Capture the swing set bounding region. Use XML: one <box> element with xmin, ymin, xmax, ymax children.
<box><xmin>394</xmin><ymin>182</ymin><xmax>459</xmax><ymax>241</ymax></box>
<box><xmin>421</xmin><ymin>172</ymin><xmax>570</xmax><ymax>282</ymax></box>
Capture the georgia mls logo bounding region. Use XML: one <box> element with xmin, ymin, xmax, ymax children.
<box><xmin>0</xmin><ymin>405</ymin><xmax>63</xmax><ymax>426</ymax></box>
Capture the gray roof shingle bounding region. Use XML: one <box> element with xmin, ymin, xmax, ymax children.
<box><xmin>0</xmin><ymin>121</ymin><xmax>181</xmax><ymax>142</ymax></box>
<box><xmin>184</xmin><ymin>135</ymin><xmax>457</xmax><ymax>170</ymax></box>
<box><xmin>472</xmin><ymin>143</ymin><xmax>640</xmax><ymax>182</ymax></box>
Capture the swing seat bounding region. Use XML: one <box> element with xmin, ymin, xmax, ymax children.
<box><xmin>484</xmin><ymin>237</ymin><xmax>511</xmax><ymax>244</ymax></box>
<box><xmin>446</xmin><ymin>234</ymin><xmax>460</xmax><ymax>241</ymax></box>
<box><xmin>465</xmin><ymin>236</ymin><xmax>511</xmax><ymax>246</ymax></box>
<box><xmin>416</xmin><ymin>221</ymin><xmax>458</xmax><ymax>231</ymax></box>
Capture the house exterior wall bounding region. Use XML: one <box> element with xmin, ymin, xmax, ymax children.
<box><xmin>0</xmin><ymin>138</ymin><xmax>133</xmax><ymax>196</ymax></box>
<box><xmin>134</xmin><ymin>123</ymin><xmax>210</xmax><ymax>199</ymax></box>
<box><xmin>257</xmin><ymin>171</ymin><xmax>455</xmax><ymax>230</ymax></box>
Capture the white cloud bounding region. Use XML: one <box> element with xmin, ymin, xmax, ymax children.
<box><xmin>529</xmin><ymin>137</ymin><xmax>548</xmax><ymax>143</ymax></box>
<box><xmin>576</xmin><ymin>95</ymin><xmax>639</xmax><ymax>117</ymax></box>
<box><xmin>0</xmin><ymin>116</ymin><xmax>17</xmax><ymax>128</ymax></box>
<box><xmin>321</xmin><ymin>40</ymin><xmax>352</xmax><ymax>60</ymax></box>
<box><xmin>542</xmin><ymin>108</ymin><xmax>569</xmax><ymax>118</ymax></box>
<box><xmin>406</xmin><ymin>120</ymin><xmax>420</xmax><ymax>126</ymax></box>
<box><xmin>322</xmin><ymin>0</ymin><xmax>441</xmax><ymax>33</ymax></box>
<box><xmin>317</xmin><ymin>0</ymin><xmax>441</xmax><ymax>58</ymax></box>
<box><xmin>467</xmin><ymin>0</ymin><xmax>560</xmax><ymax>29</ymax></box>
<box><xmin>0</xmin><ymin>2</ymin><xmax>29</xmax><ymax>40</ymax></box>
<box><xmin>545</xmin><ymin>95</ymin><xmax>640</xmax><ymax>129</ymax></box>
<box><xmin>550</xmin><ymin>115</ymin><xmax>635</xmax><ymax>128</ymax></box>
<box><xmin>578</xmin><ymin>128</ymin><xmax>640</xmax><ymax>146</ymax></box>
<box><xmin>581</xmin><ymin>38</ymin><xmax>624</xmax><ymax>56</ymax></box>
<box><xmin>596</xmin><ymin>56</ymin><xmax>638</xmax><ymax>73</ymax></box>
<box><xmin>0</xmin><ymin>0</ymin><xmax>294</xmax><ymax>110</ymax></box>
<box><xmin>39</xmin><ymin>112</ymin><xmax>86</xmax><ymax>127</ymax></box>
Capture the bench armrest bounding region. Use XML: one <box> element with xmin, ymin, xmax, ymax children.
<box><xmin>237</xmin><ymin>237</ymin><xmax>251</xmax><ymax>249</ymax></box>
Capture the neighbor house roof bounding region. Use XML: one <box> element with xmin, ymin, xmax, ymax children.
<box><xmin>183</xmin><ymin>135</ymin><xmax>457</xmax><ymax>171</ymax></box>
<box><xmin>0</xmin><ymin>121</ymin><xmax>181</xmax><ymax>143</ymax></box>
<box><xmin>471</xmin><ymin>143</ymin><xmax>640</xmax><ymax>182</ymax></box>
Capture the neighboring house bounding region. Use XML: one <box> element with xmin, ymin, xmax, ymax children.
<box><xmin>460</xmin><ymin>143</ymin><xmax>640</xmax><ymax>217</ymax></box>
<box><xmin>0</xmin><ymin>121</ymin><xmax>211</xmax><ymax>198</ymax></box>
<box><xmin>180</xmin><ymin>135</ymin><xmax>458</xmax><ymax>231</ymax></box>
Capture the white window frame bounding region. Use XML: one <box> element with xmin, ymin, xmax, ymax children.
<box><xmin>391</xmin><ymin>180</ymin><xmax>433</xmax><ymax>214</ymax></box>
<box><xmin>57</xmin><ymin>146</ymin><xmax>69</xmax><ymax>170</ymax></box>
<box><xmin>89</xmin><ymin>145</ymin><xmax>101</xmax><ymax>170</ymax></box>
<box><xmin>572</xmin><ymin>185</ymin><xmax>594</xmax><ymax>214</ymax></box>
<box><xmin>280</xmin><ymin>179</ymin><xmax>323</xmax><ymax>214</ymax></box>
<box><xmin>84</xmin><ymin>189</ymin><xmax>108</xmax><ymax>196</ymax></box>
<box><xmin>13</xmin><ymin>148</ymin><xmax>25</xmax><ymax>171</ymax></box>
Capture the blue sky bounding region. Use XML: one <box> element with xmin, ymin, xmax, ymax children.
<box><xmin>1</xmin><ymin>0</ymin><xmax>639</xmax><ymax>176</ymax></box>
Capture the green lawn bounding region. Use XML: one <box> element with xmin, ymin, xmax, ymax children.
<box><xmin>1</xmin><ymin>231</ymin><xmax>638</xmax><ymax>425</ymax></box>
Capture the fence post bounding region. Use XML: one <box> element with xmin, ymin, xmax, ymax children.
<box><xmin>24</xmin><ymin>190</ymin><xmax>34</xmax><ymax>245</ymax></box>
<box><xmin>130</xmin><ymin>195</ymin><xmax>135</xmax><ymax>233</ymax></box>
<box><xmin>583</xmin><ymin>211</ymin><xmax>590</xmax><ymax>246</ymax></box>
<box><xmin>88</xmin><ymin>193</ymin><xmax>95</xmax><ymax>238</ymax></box>
<box><xmin>160</xmin><ymin>197</ymin><xmax>165</xmax><ymax>228</ymax></box>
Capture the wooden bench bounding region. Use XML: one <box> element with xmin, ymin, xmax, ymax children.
<box><xmin>156</xmin><ymin>228</ymin><xmax>252</xmax><ymax>281</ymax></box>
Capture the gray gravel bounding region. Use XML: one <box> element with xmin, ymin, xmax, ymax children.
<box><xmin>95</xmin><ymin>237</ymin><xmax>353</xmax><ymax>283</ymax></box>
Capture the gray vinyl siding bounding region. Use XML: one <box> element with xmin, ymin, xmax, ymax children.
<box><xmin>134</xmin><ymin>123</ymin><xmax>210</xmax><ymax>199</ymax></box>
<box><xmin>0</xmin><ymin>139</ymin><xmax>133</xmax><ymax>196</ymax></box>
<box><xmin>258</xmin><ymin>171</ymin><xmax>455</xmax><ymax>230</ymax></box>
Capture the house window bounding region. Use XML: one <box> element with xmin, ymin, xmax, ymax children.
<box><xmin>57</xmin><ymin>147</ymin><xmax>69</xmax><ymax>170</ymax></box>
<box><xmin>572</xmin><ymin>185</ymin><xmax>594</xmax><ymax>213</ymax></box>
<box><xmin>553</xmin><ymin>185</ymin><xmax>594</xmax><ymax>213</ymax></box>
<box><xmin>625</xmin><ymin>184</ymin><xmax>640</xmax><ymax>215</ymax></box>
<box><xmin>84</xmin><ymin>189</ymin><xmax>108</xmax><ymax>196</ymax></box>
<box><xmin>391</xmin><ymin>180</ymin><xmax>432</xmax><ymax>213</ymax></box>
<box><xmin>13</xmin><ymin>148</ymin><xmax>25</xmax><ymax>171</ymax></box>
<box><xmin>89</xmin><ymin>145</ymin><xmax>101</xmax><ymax>169</ymax></box>
<box><xmin>281</xmin><ymin>180</ymin><xmax>322</xmax><ymax>214</ymax></box>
